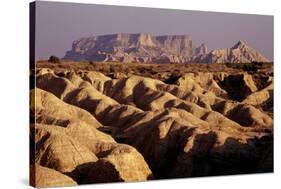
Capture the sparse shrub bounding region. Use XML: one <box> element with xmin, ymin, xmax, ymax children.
<box><xmin>225</xmin><ymin>63</ymin><xmax>258</xmax><ymax>72</ymax></box>
<box><xmin>85</xmin><ymin>66</ymin><xmax>92</xmax><ymax>70</ymax></box>
<box><xmin>109</xmin><ymin>65</ymin><xmax>115</xmax><ymax>73</ymax></box>
<box><xmin>149</xmin><ymin>70</ymin><xmax>157</xmax><ymax>75</ymax></box>
<box><xmin>123</xmin><ymin>67</ymin><xmax>130</xmax><ymax>74</ymax></box>
<box><xmin>98</xmin><ymin>65</ymin><xmax>111</xmax><ymax>73</ymax></box>
<box><xmin>48</xmin><ymin>55</ymin><xmax>61</xmax><ymax>63</ymax></box>
<box><xmin>138</xmin><ymin>68</ymin><xmax>147</xmax><ymax>74</ymax></box>
<box><xmin>164</xmin><ymin>73</ymin><xmax>181</xmax><ymax>84</ymax></box>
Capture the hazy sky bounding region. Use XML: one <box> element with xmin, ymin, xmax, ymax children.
<box><xmin>35</xmin><ymin>1</ymin><xmax>274</xmax><ymax>60</ymax></box>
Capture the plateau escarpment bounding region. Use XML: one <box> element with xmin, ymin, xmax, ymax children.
<box><xmin>64</xmin><ymin>33</ymin><xmax>270</xmax><ymax>63</ymax></box>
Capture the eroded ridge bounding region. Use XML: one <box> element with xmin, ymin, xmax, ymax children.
<box><xmin>31</xmin><ymin>66</ymin><xmax>273</xmax><ymax>186</ymax></box>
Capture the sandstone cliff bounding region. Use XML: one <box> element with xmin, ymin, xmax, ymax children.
<box><xmin>64</xmin><ymin>34</ymin><xmax>269</xmax><ymax>63</ymax></box>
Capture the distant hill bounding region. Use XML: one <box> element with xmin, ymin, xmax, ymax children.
<box><xmin>64</xmin><ymin>33</ymin><xmax>270</xmax><ymax>63</ymax></box>
<box><xmin>191</xmin><ymin>40</ymin><xmax>270</xmax><ymax>63</ymax></box>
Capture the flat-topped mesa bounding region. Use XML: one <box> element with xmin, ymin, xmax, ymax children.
<box><xmin>64</xmin><ymin>34</ymin><xmax>269</xmax><ymax>63</ymax></box>
<box><xmin>155</xmin><ymin>34</ymin><xmax>194</xmax><ymax>56</ymax></box>
<box><xmin>64</xmin><ymin>33</ymin><xmax>199</xmax><ymax>62</ymax></box>
<box><xmin>134</xmin><ymin>33</ymin><xmax>156</xmax><ymax>47</ymax></box>
<box><xmin>70</xmin><ymin>33</ymin><xmax>154</xmax><ymax>53</ymax></box>
<box><xmin>155</xmin><ymin>34</ymin><xmax>191</xmax><ymax>45</ymax></box>
<box><xmin>113</xmin><ymin>33</ymin><xmax>156</xmax><ymax>47</ymax></box>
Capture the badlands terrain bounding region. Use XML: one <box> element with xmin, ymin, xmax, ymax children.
<box><xmin>30</xmin><ymin>61</ymin><xmax>273</xmax><ymax>187</ymax></box>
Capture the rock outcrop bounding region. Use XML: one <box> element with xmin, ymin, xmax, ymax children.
<box><xmin>76</xmin><ymin>144</ymin><xmax>153</xmax><ymax>184</ymax></box>
<box><xmin>30</xmin><ymin>164</ymin><xmax>77</xmax><ymax>187</ymax></box>
<box><xmin>64</xmin><ymin>34</ymin><xmax>269</xmax><ymax>63</ymax></box>
<box><xmin>32</xmin><ymin>123</ymin><xmax>99</xmax><ymax>173</ymax></box>
<box><xmin>30</xmin><ymin>86</ymin><xmax>153</xmax><ymax>185</ymax></box>
<box><xmin>191</xmin><ymin>41</ymin><xmax>270</xmax><ymax>63</ymax></box>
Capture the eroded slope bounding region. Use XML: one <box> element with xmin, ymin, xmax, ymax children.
<box><xmin>31</xmin><ymin>66</ymin><xmax>273</xmax><ymax>185</ymax></box>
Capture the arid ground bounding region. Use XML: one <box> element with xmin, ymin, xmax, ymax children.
<box><xmin>30</xmin><ymin>61</ymin><xmax>273</xmax><ymax>187</ymax></box>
